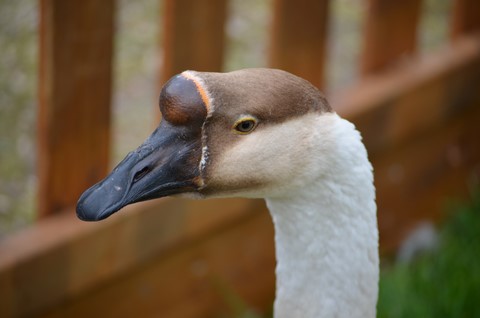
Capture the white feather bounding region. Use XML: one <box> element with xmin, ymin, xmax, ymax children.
<box><xmin>210</xmin><ymin>112</ymin><xmax>378</xmax><ymax>318</ymax></box>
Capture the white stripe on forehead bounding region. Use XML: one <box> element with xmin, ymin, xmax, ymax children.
<box><xmin>181</xmin><ymin>70</ymin><xmax>215</xmax><ymax>116</ymax></box>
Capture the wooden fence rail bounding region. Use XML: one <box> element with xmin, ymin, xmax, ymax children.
<box><xmin>1</xmin><ymin>0</ymin><xmax>479</xmax><ymax>317</ymax></box>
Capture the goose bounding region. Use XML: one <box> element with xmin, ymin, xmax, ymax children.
<box><xmin>76</xmin><ymin>68</ymin><xmax>379</xmax><ymax>318</ymax></box>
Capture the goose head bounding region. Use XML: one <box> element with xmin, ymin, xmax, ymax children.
<box><xmin>76</xmin><ymin>68</ymin><xmax>332</xmax><ymax>221</ymax></box>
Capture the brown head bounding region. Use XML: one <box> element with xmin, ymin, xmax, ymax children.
<box><xmin>76</xmin><ymin>68</ymin><xmax>332</xmax><ymax>221</ymax></box>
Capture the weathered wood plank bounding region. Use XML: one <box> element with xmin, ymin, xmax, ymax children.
<box><xmin>373</xmin><ymin>103</ymin><xmax>480</xmax><ymax>252</ymax></box>
<box><xmin>0</xmin><ymin>198</ymin><xmax>267</xmax><ymax>317</ymax></box>
<box><xmin>360</xmin><ymin>0</ymin><xmax>422</xmax><ymax>74</ymax></box>
<box><xmin>451</xmin><ymin>0</ymin><xmax>480</xmax><ymax>40</ymax></box>
<box><xmin>38</xmin><ymin>0</ymin><xmax>115</xmax><ymax>217</ymax></box>
<box><xmin>269</xmin><ymin>0</ymin><xmax>329</xmax><ymax>89</ymax></box>
<box><xmin>335</xmin><ymin>34</ymin><xmax>480</xmax><ymax>154</ymax></box>
<box><xmin>42</xmin><ymin>204</ymin><xmax>275</xmax><ymax>318</ymax></box>
<box><xmin>161</xmin><ymin>0</ymin><xmax>227</xmax><ymax>84</ymax></box>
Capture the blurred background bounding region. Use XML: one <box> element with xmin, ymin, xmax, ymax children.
<box><xmin>0</xmin><ymin>0</ymin><xmax>479</xmax><ymax>317</ymax></box>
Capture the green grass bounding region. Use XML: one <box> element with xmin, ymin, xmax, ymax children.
<box><xmin>377</xmin><ymin>190</ymin><xmax>480</xmax><ymax>318</ymax></box>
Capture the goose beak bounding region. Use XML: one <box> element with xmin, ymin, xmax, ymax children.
<box><xmin>76</xmin><ymin>121</ymin><xmax>202</xmax><ymax>221</ymax></box>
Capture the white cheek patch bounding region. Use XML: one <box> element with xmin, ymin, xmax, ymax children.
<box><xmin>210</xmin><ymin>113</ymin><xmax>330</xmax><ymax>197</ymax></box>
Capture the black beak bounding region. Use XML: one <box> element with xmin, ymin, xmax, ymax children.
<box><xmin>76</xmin><ymin>120</ymin><xmax>202</xmax><ymax>221</ymax></box>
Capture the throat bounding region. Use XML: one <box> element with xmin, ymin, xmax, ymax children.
<box><xmin>266</xmin><ymin>179</ymin><xmax>378</xmax><ymax>318</ymax></box>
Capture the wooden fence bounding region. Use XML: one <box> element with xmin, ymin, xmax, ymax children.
<box><xmin>1</xmin><ymin>0</ymin><xmax>480</xmax><ymax>317</ymax></box>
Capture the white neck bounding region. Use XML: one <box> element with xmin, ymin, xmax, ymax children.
<box><xmin>266</xmin><ymin>115</ymin><xmax>378</xmax><ymax>318</ymax></box>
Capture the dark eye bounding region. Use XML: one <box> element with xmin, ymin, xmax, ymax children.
<box><xmin>233</xmin><ymin>118</ymin><xmax>258</xmax><ymax>134</ymax></box>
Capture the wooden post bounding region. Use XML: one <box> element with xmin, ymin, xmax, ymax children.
<box><xmin>451</xmin><ymin>0</ymin><xmax>480</xmax><ymax>40</ymax></box>
<box><xmin>360</xmin><ymin>0</ymin><xmax>422</xmax><ymax>75</ymax></box>
<box><xmin>269</xmin><ymin>0</ymin><xmax>329</xmax><ymax>89</ymax></box>
<box><xmin>38</xmin><ymin>0</ymin><xmax>115</xmax><ymax>217</ymax></box>
<box><xmin>161</xmin><ymin>0</ymin><xmax>227</xmax><ymax>84</ymax></box>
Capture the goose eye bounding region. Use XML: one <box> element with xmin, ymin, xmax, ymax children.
<box><xmin>233</xmin><ymin>117</ymin><xmax>258</xmax><ymax>134</ymax></box>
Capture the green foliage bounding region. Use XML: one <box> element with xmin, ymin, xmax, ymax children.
<box><xmin>0</xmin><ymin>0</ymin><xmax>37</xmax><ymax>237</ymax></box>
<box><xmin>378</xmin><ymin>191</ymin><xmax>480</xmax><ymax>318</ymax></box>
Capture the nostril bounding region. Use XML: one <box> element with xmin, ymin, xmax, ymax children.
<box><xmin>133</xmin><ymin>166</ymin><xmax>151</xmax><ymax>184</ymax></box>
